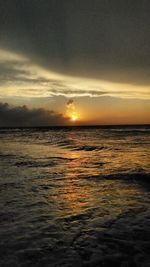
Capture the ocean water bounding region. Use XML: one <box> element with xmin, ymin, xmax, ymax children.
<box><xmin>0</xmin><ymin>125</ymin><xmax>150</xmax><ymax>267</ymax></box>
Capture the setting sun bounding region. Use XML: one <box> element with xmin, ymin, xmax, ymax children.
<box><xmin>71</xmin><ymin>114</ymin><xmax>78</xmax><ymax>121</ymax></box>
<box><xmin>69</xmin><ymin>111</ymin><xmax>79</xmax><ymax>122</ymax></box>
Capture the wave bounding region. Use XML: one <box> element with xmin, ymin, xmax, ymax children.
<box><xmin>55</xmin><ymin>142</ymin><xmax>107</xmax><ymax>152</ymax></box>
<box><xmin>84</xmin><ymin>170</ymin><xmax>150</xmax><ymax>184</ymax></box>
<box><xmin>72</xmin><ymin>145</ymin><xmax>103</xmax><ymax>151</ymax></box>
<box><xmin>107</xmin><ymin>130</ymin><xmax>150</xmax><ymax>137</ymax></box>
<box><xmin>15</xmin><ymin>156</ymin><xmax>75</xmax><ymax>168</ymax></box>
<box><xmin>0</xmin><ymin>153</ymin><xmax>17</xmax><ymax>158</ymax></box>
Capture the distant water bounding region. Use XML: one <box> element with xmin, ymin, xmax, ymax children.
<box><xmin>0</xmin><ymin>125</ymin><xmax>150</xmax><ymax>267</ymax></box>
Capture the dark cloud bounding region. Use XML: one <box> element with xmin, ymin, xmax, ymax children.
<box><xmin>0</xmin><ymin>59</ymin><xmax>54</xmax><ymax>86</ymax></box>
<box><xmin>67</xmin><ymin>99</ymin><xmax>74</xmax><ymax>106</ymax></box>
<box><xmin>0</xmin><ymin>61</ymin><xmax>29</xmax><ymax>84</ymax></box>
<box><xmin>0</xmin><ymin>0</ymin><xmax>149</xmax><ymax>85</ymax></box>
<box><xmin>0</xmin><ymin>102</ymin><xmax>68</xmax><ymax>127</ymax></box>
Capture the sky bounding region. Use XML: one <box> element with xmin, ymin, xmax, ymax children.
<box><xmin>0</xmin><ymin>0</ymin><xmax>150</xmax><ymax>126</ymax></box>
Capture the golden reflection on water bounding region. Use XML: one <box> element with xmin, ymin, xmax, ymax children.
<box><xmin>50</xmin><ymin>176</ymin><xmax>144</xmax><ymax>222</ymax></box>
<box><xmin>1</xmin><ymin>135</ymin><xmax>148</xmax><ymax>224</ymax></box>
<box><xmin>66</xmin><ymin>151</ymin><xmax>82</xmax><ymax>178</ymax></box>
<box><xmin>47</xmin><ymin>143</ymin><xmax>145</xmax><ymax>220</ymax></box>
<box><xmin>59</xmin><ymin>179</ymin><xmax>94</xmax><ymax>214</ymax></box>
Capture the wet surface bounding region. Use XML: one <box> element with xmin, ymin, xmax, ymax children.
<box><xmin>0</xmin><ymin>126</ymin><xmax>150</xmax><ymax>266</ymax></box>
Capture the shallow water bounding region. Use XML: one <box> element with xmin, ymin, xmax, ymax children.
<box><xmin>0</xmin><ymin>126</ymin><xmax>150</xmax><ymax>266</ymax></box>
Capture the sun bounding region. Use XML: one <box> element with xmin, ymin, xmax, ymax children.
<box><xmin>71</xmin><ymin>115</ymin><xmax>77</xmax><ymax>121</ymax></box>
<box><xmin>70</xmin><ymin>113</ymin><xmax>78</xmax><ymax>122</ymax></box>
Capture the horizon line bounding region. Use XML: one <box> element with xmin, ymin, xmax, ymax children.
<box><xmin>0</xmin><ymin>123</ymin><xmax>150</xmax><ymax>129</ymax></box>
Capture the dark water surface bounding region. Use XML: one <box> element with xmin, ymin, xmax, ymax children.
<box><xmin>0</xmin><ymin>125</ymin><xmax>150</xmax><ymax>267</ymax></box>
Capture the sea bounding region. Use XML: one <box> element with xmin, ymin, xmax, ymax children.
<box><xmin>0</xmin><ymin>125</ymin><xmax>150</xmax><ymax>267</ymax></box>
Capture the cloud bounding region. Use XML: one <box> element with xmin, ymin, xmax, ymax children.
<box><xmin>0</xmin><ymin>102</ymin><xmax>68</xmax><ymax>127</ymax></box>
<box><xmin>0</xmin><ymin>49</ymin><xmax>149</xmax><ymax>101</ymax></box>
<box><xmin>66</xmin><ymin>99</ymin><xmax>75</xmax><ymax>117</ymax></box>
<box><xmin>67</xmin><ymin>99</ymin><xmax>74</xmax><ymax>106</ymax></box>
<box><xmin>0</xmin><ymin>0</ymin><xmax>150</xmax><ymax>85</ymax></box>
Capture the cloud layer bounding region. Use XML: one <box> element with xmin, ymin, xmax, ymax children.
<box><xmin>0</xmin><ymin>0</ymin><xmax>150</xmax><ymax>85</ymax></box>
<box><xmin>0</xmin><ymin>49</ymin><xmax>149</xmax><ymax>101</ymax></box>
<box><xmin>0</xmin><ymin>102</ymin><xmax>68</xmax><ymax>127</ymax></box>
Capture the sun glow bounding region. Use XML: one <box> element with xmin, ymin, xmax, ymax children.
<box><xmin>71</xmin><ymin>115</ymin><xmax>77</xmax><ymax>121</ymax></box>
<box><xmin>70</xmin><ymin>113</ymin><xmax>78</xmax><ymax>122</ymax></box>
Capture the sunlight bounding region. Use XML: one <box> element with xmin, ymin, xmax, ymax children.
<box><xmin>71</xmin><ymin>114</ymin><xmax>78</xmax><ymax>121</ymax></box>
<box><xmin>70</xmin><ymin>112</ymin><xmax>79</xmax><ymax>122</ymax></box>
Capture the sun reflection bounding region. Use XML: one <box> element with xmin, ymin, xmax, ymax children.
<box><xmin>49</xmin><ymin>174</ymin><xmax>144</xmax><ymax>221</ymax></box>
<box><xmin>45</xmin><ymin>132</ymin><xmax>145</xmax><ymax>222</ymax></box>
<box><xmin>65</xmin><ymin>150</ymin><xmax>81</xmax><ymax>178</ymax></box>
<box><xmin>59</xmin><ymin>180</ymin><xmax>95</xmax><ymax>214</ymax></box>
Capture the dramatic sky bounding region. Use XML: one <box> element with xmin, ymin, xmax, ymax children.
<box><xmin>0</xmin><ymin>0</ymin><xmax>150</xmax><ymax>126</ymax></box>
